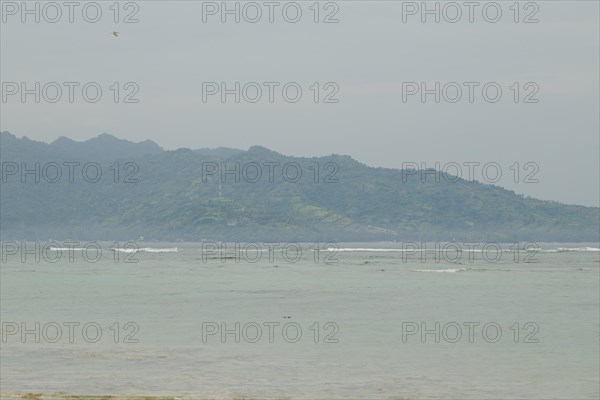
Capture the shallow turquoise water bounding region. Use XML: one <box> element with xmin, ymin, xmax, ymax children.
<box><xmin>1</xmin><ymin>242</ymin><xmax>598</xmax><ymax>399</ymax></box>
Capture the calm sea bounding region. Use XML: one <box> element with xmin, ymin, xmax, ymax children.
<box><xmin>1</xmin><ymin>242</ymin><xmax>599</xmax><ymax>399</ymax></box>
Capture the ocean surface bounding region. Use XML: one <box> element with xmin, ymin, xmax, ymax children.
<box><xmin>1</xmin><ymin>242</ymin><xmax>599</xmax><ymax>399</ymax></box>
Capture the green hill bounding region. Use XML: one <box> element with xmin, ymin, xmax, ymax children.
<box><xmin>1</xmin><ymin>132</ymin><xmax>598</xmax><ymax>242</ymax></box>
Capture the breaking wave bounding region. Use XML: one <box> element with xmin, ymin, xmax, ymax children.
<box><xmin>111</xmin><ymin>247</ymin><xmax>178</xmax><ymax>253</ymax></box>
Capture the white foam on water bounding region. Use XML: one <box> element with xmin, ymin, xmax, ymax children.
<box><xmin>329</xmin><ymin>248</ymin><xmax>407</xmax><ymax>252</ymax></box>
<box><xmin>142</xmin><ymin>247</ymin><xmax>179</xmax><ymax>253</ymax></box>
<box><xmin>329</xmin><ymin>247</ymin><xmax>487</xmax><ymax>252</ymax></box>
<box><xmin>110</xmin><ymin>247</ymin><xmax>178</xmax><ymax>253</ymax></box>
<box><xmin>539</xmin><ymin>247</ymin><xmax>600</xmax><ymax>252</ymax></box>
<box><xmin>556</xmin><ymin>247</ymin><xmax>600</xmax><ymax>252</ymax></box>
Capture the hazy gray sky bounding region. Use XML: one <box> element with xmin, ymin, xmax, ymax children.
<box><xmin>1</xmin><ymin>1</ymin><xmax>599</xmax><ymax>206</ymax></box>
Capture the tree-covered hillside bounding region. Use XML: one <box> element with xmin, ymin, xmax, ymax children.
<box><xmin>1</xmin><ymin>132</ymin><xmax>598</xmax><ymax>241</ymax></box>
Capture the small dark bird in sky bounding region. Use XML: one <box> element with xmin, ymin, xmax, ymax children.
<box><xmin>112</xmin><ymin>32</ymin><xmax>119</xmax><ymax>37</ymax></box>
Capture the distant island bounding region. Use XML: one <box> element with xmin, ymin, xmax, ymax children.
<box><xmin>1</xmin><ymin>131</ymin><xmax>598</xmax><ymax>242</ymax></box>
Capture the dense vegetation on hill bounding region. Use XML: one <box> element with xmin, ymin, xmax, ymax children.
<box><xmin>1</xmin><ymin>132</ymin><xmax>598</xmax><ymax>241</ymax></box>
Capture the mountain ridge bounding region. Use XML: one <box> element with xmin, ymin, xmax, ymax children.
<box><xmin>1</xmin><ymin>132</ymin><xmax>598</xmax><ymax>242</ymax></box>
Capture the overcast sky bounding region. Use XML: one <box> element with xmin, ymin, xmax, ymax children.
<box><xmin>1</xmin><ymin>1</ymin><xmax>598</xmax><ymax>206</ymax></box>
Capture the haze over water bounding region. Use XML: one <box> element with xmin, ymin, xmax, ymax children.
<box><xmin>1</xmin><ymin>243</ymin><xmax>598</xmax><ymax>399</ymax></box>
